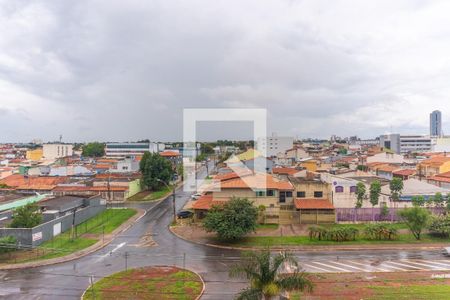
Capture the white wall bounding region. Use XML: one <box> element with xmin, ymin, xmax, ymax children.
<box><xmin>43</xmin><ymin>144</ymin><xmax>74</xmax><ymax>160</ymax></box>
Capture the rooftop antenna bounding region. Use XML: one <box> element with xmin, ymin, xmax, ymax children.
<box><xmin>59</xmin><ymin>134</ymin><xmax>62</xmax><ymax>143</ymax></box>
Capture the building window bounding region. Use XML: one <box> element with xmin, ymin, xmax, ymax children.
<box><xmin>335</xmin><ymin>186</ymin><xmax>344</xmax><ymax>193</ymax></box>
<box><xmin>349</xmin><ymin>186</ymin><xmax>356</xmax><ymax>193</ymax></box>
<box><xmin>286</xmin><ymin>191</ymin><xmax>293</xmax><ymax>197</ymax></box>
<box><xmin>314</xmin><ymin>191</ymin><xmax>323</xmax><ymax>198</ymax></box>
<box><xmin>267</xmin><ymin>189</ymin><xmax>274</xmax><ymax>196</ymax></box>
<box><xmin>297</xmin><ymin>191</ymin><xmax>306</xmax><ymax>198</ymax></box>
<box><xmin>256</xmin><ymin>191</ymin><xmax>265</xmax><ymax>197</ymax></box>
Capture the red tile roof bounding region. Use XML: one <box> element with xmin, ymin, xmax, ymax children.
<box><xmin>160</xmin><ymin>151</ymin><xmax>181</xmax><ymax>157</ymax></box>
<box><xmin>0</xmin><ymin>174</ymin><xmax>68</xmax><ymax>188</ymax></box>
<box><xmin>272</xmin><ymin>167</ymin><xmax>299</xmax><ymax>175</ymax></box>
<box><xmin>429</xmin><ymin>176</ymin><xmax>450</xmax><ymax>183</ymax></box>
<box><xmin>53</xmin><ymin>186</ymin><xmax>128</xmax><ymax>192</ymax></box>
<box><xmin>192</xmin><ymin>194</ymin><xmax>226</xmax><ymax>210</ymax></box>
<box><xmin>294</xmin><ymin>198</ymin><xmax>335</xmax><ymax>210</ymax></box>
<box><xmin>219</xmin><ymin>173</ymin><xmax>293</xmax><ymax>190</ymax></box>
<box><xmin>393</xmin><ymin>169</ymin><xmax>416</xmax><ymax>176</ymax></box>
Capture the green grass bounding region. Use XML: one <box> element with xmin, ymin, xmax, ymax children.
<box><xmin>2</xmin><ymin>208</ymin><xmax>136</xmax><ymax>264</ymax></box>
<box><xmin>320</xmin><ymin>223</ymin><xmax>408</xmax><ymax>230</ymax></box>
<box><xmin>83</xmin><ymin>267</ymin><xmax>203</xmax><ymax>300</ymax></box>
<box><xmin>83</xmin><ymin>208</ymin><xmax>137</xmax><ymax>234</ymax></box>
<box><xmin>127</xmin><ymin>186</ymin><xmax>172</xmax><ymax>201</ymax></box>
<box><xmin>368</xmin><ymin>284</ymin><xmax>450</xmax><ymax>300</ymax></box>
<box><xmin>220</xmin><ymin>233</ymin><xmax>449</xmax><ymax>247</ymax></box>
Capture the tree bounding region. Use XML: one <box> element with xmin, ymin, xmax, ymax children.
<box><xmin>0</xmin><ymin>236</ymin><xmax>17</xmax><ymax>254</ymax></box>
<box><xmin>10</xmin><ymin>203</ymin><xmax>42</xmax><ymax>228</ymax></box>
<box><xmin>200</xmin><ymin>143</ymin><xmax>214</xmax><ymax>154</ymax></box>
<box><xmin>139</xmin><ymin>152</ymin><xmax>173</xmax><ymax>190</ymax></box>
<box><xmin>398</xmin><ymin>207</ymin><xmax>431</xmax><ymax>240</ymax></box>
<box><xmin>203</xmin><ymin>198</ymin><xmax>258</xmax><ymax>241</ymax></box>
<box><xmin>369</xmin><ymin>180</ymin><xmax>381</xmax><ymax>221</ymax></box>
<box><xmin>411</xmin><ymin>195</ymin><xmax>425</xmax><ymax>207</ymax></box>
<box><xmin>230</xmin><ymin>249</ymin><xmax>313</xmax><ymax>300</ymax></box>
<box><xmin>389</xmin><ymin>178</ymin><xmax>404</xmax><ymax>207</ymax></box>
<box><xmin>82</xmin><ymin>142</ymin><xmax>105</xmax><ymax>157</ymax></box>
<box><xmin>433</xmin><ymin>192</ymin><xmax>445</xmax><ymax>210</ymax></box>
<box><xmin>354</xmin><ymin>182</ymin><xmax>366</xmax><ymax>222</ymax></box>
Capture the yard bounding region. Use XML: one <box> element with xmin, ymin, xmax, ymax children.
<box><xmin>83</xmin><ymin>266</ymin><xmax>203</xmax><ymax>300</ymax></box>
<box><xmin>290</xmin><ymin>272</ymin><xmax>450</xmax><ymax>299</ymax></box>
<box><xmin>0</xmin><ymin>208</ymin><xmax>136</xmax><ymax>264</ymax></box>
<box><xmin>127</xmin><ymin>186</ymin><xmax>172</xmax><ymax>202</ymax></box>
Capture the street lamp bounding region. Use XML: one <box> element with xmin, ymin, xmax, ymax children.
<box><xmin>157</xmin><ymin>179</ymin><xmax>176</xmax><ymax>223</ymax></box>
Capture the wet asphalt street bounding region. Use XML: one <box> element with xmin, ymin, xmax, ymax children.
<box><xmin>0</xmin><ymin>163</ymin><xmax>449</xmax><ymax>299</ymax></box>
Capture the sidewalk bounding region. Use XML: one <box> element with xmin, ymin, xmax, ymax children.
<box><xmin>0</xmin><ymin>208</ymin><xmax>145</xmax><ymax>270</ymax></box>
<box><xmin>170</xmin><ymin>224</ymin><xmax>450</xmax><ymax>252</ymax></box>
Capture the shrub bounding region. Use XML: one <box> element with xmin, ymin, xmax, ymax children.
<box><xmin>308</xmin><ymin>226</ymin><xmax>359</xmax><ymax>242</ymax></box>
<box><xmin>363</xmin><ymin>224</ymin><xmax>398</xmax><ymax>240</ymax></box>
<box><xmin>0</xmin><ymin>236</ymin><xmax>17</xmax><ymax>254</ymax></box>
<box><xmin>428</xmin><ymin>216</ymin><xmax>450</xmax><ymax>238</ymax></box>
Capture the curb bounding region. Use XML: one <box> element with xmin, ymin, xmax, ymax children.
<box><xmin>126</xmin><ymin>181</ymin><xmax>185</xmax><ymax>203</ymax></box>
<box><xmin>169</xmin><ymin>226</ymin><xmax>448</xmax><ymax>252</ymax></box>
<box><xmin>0</xmin><ymin>208</ymin><xmax>145</xmax><ymax>270</ymax></box>
<box><xmin>79</xmin><ymin>266</ymin><xmax>205</xmax><ymax>300</ymax></box>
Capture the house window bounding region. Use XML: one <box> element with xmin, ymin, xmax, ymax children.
<box><xmin>256</xmin><ymin>191</ymin><xmax>266</xmax><ymax>197</ymax></box>
<box><xmin>335</xmin><ymin>186</ymin><xmax>344</xmax><ymax>193</ymax></box>
<box><xmin>267</xmin><ymin>190</ymin><xmax>274</xmax><ymax>196</ymax></box>
<box><xmin>314</xmin><ymin>191</ymin><xmax>323</xmax><ymax>198</ymax></box>
<box><xmin>349</xmin><ymin>186</ymin><xmax>356</xmax><ymax>193</ymax></box>
<box><xmin>297</xmin><ymin>191</ymin><xmax>306</xmax><ymax>198</ymax></box>
<box><xmin>286</xmin><ymin>191</ymin><xmax>293</xmax><ymax>197</ymax></box>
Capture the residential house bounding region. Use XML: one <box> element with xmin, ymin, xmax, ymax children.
<box><xmin>26</xmin><ymin>148</ymin><xmax>43</xmax><ymax>161</ymax></box>
<box><xmin>416</xmin><ymin>156</ymin><xmax>450</xmax><ymax>177</ymax></box>
<box><xmin>427</xmin><ymin>171</ymin><xmax>450</xmax><ymax>189</ymax></box>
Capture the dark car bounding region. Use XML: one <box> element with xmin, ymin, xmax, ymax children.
<box><xmin>177</xmin><ymin>210</ymin><xmax>194</xmax><ymax>219</ymax></box>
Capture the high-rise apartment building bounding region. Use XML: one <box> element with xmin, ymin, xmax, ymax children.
<box><xmin>430</xmin><ymin>110</ymin><xmax>442</xmax><ymax>137</ymax></box>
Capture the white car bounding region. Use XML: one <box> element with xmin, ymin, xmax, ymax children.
<box><xmin>443</xmin><ymin>247</ymin><xmax>450</xmax><ymax>257</ymax></box>
<box><xmin>191</xmin><ymin>193</ymin><xmax>202</xmax><ymax>200</ymax></box>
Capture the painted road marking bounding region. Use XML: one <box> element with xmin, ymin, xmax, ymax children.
<box><xmin>345</xmin><ymin>260</ymin><xmax>390</xmax><ymax>272</ymax></box>
<box><xmin>96</xmin><ymin>242</ymin><xmax>126</xmax><ymax>261</ymax></box>
<box><xmin>327</xmin><ymin>261</ymin><xmax>366</xmax><ymax>272</ymax></box>
<box><xmin>420</xmin><ymin>260</ymin><xmax>450</xmax><ymax>268</ymax></box>
<box><xmin>386</xmin><ymin>261</ymin><xmax>424</xmax><ymax>270</ymax></box>
<box><xmin>310</xmin><ymin>261</ymin><xmax>349</xmax><ymax>272</ymax></box>
<box><xmin>301</xmin><ymin>263</ymin><xmax>333</xmax><ymax>273</ymax></box>
<box><xmin>403</xmin><ymin>260</ymin><xmax>447</xmax><ymax>270</ymax></box>
<box><xmin>379</xmin><ymin>262</ymin><xmax>410</xmax><ymax>272</ymax></box>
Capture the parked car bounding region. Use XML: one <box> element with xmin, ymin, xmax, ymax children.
<box><xmin>177</xmin><ymin>210</ymin><xmax>194</xmax><ymax>219</ymax></box>
<box><xmin>191</xmin><ymin>193</ymin><xmax>202</xmax><ymax>200</ymax></box>
<box><xmin>443</xmin><ymin>247</ymin><xmax>450</xmax><ymax>257</ymax></box>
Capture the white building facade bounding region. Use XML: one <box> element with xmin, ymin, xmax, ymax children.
<box><xmin>257</xmin><ymin>135</ymin><xmax>294</xmax><ymax>157</ymax></box>
<box><xmin>43</xmin><ymin>144</ymin><xmax>73</xmax><ymax>160</ymax></box>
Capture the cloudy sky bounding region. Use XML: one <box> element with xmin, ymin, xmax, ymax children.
<box><xmin>1</xmin><ymin>0</ymin><xmax>450</xmax><ymax>142</ymax></box>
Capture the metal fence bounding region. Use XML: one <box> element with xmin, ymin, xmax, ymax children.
<box><xmin>335</xmin><ymin>207</ymin><xmax>446</xmax><ymax>222</ymax></box>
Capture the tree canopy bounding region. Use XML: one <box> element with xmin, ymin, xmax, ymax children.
<box><xmin>398</xmin><ymin>207</ymin><xmax>431</xmax><ymax>240</ymax></box>
<box><xmin>355</xmin><ymin>182</ymin><xmax>366</xmax><ymax>209</ymax></box>
<box><xmin>139</xmin><ymin>152</ymin><xmax>173</xmax><ymax>190</ymax></box>
<box><xmin>10</xmin><ymin>203</ymin><xmax>42</xmax><ymax>228</ymax></box>
<box><xmin>389</xmin><ymin>178</ymin><xmax>404</xmax><ymax>202</ymax></box>
<box><xmin>82</xmin><ymin>142</ymin><xmax>105</xmax><ymax>157</ymax></box>
<box><xmin>203</xmin><ymin>197</ymin><xmax>258</xmax><ymax>240</ymax></box>
<box><xmin>369</xmin><ymin>180</ymin><xmax>381</xmax><ymax>208</ymax></box>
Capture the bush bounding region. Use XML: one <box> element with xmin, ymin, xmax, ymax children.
<box><xmin>363</xmin><ymin>224</ymin><xmax>398</xmax><ymax>240</ymax></box>
<box><xmin>428</xmin><ymin>216</ymin><xmax>450</xmax><ymax>238</ymax></box>
<box><xmin>308</xmin><ymin>226</ymin><xmax>359</xmax><ymax>242</ymax></box>
<box><xmin>0</xmin><ymin>236</ymin><xmax>17</xmax><ymax>254</ymax></box>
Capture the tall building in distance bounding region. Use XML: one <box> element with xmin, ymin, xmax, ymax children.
<box><xmin>430</xmin><ymin>110</ymin><xmax>442</xmax><ymax>137</ymax></box>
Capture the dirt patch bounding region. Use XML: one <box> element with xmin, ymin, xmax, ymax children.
<box><xmin>293</xmin><ymin>271</ymin><xmax>450</xmax><ymax>300</ymax></box>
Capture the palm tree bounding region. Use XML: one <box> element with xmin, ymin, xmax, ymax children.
<box><xmin>230</xmin><ymin>249</ymin><xmax>313</xmax><ymax>300</ymax></box>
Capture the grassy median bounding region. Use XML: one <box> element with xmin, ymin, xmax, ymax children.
<box><xmin>0</xmin><ymin>208</ymin><xmax>136</xmax><ymax>264</ymax></box>
<box><xmin>127</xmin><ymin>186</ymin><xmax>172</xmax><ymax>202</ymax></box>
<box><xmin>83</xmin><ymin>266</ymin><xmax>203</xmax><ymax>300</ymax></box>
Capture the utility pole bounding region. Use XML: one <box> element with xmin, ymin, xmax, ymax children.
<box><xmin>71</xmin><ymin>207</ymin><xmax>78</xmax><ymax>241</ymax></box>
<box><xmin>124</xmin><ymin>251</ymin><xmax>129</xmax><ymax>271</ymax></box>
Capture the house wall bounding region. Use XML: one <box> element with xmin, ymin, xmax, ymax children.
<box><xmin>26</xmin><ymin>149</ymin><xmax>43</xmax><ymax>161</ymax></box>
<box><xmin>212</xmin><ymin>188</ymin><xmax>293</xmax><ymax>209</ymax></box>
<box><xmin>43</xmin><ymin>144</ymin><xmax>74</xmax><ymax>160</ymax></box>
<box><xmin>291</xmin><ymin>181</ymin><xmax>331</xmax><ymax>199</ymax></box>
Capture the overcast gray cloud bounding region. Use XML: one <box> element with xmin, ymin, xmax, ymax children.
<box><xmin>0</xmin><ymin>0</ymin><xmax>449</xmax><ymax>142</ymax></box>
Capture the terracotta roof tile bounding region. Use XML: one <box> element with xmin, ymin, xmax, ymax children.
<box><xmin>160</xmin><ymin>151</ymin><xmax>181</xmax><ymax>157</ymax></box>
<box><xmin>393</xmin><ymin>169</ymin><xmax>416</xmax><ymax>176</ymax></box>
<box><xmin>272</xmin><ymin>167</ymin><xmax>299</xmax><ymax>175</ymax></box>
<box><xmin>192</xmin><ymin>194</ymin><xmax>226</xmax><ymax>210</ymax></box>
<box><xmin>294</xmin><ymin>198</ymin><xmax>335</xmax><ymax>209</ymax></box>
<box><xmin>220</xmin><ymin>173</ymin><xmax>293</xmax><ymax>190</ymax></box>
<box><xmin>0</xmin><ymin>174</ymin><xmax>68</xmax><ymax>188</ymax></box>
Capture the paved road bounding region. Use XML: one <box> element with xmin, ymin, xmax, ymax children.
<box><xmin>1</xmin><ymin>162</ymin><xmax>450</xmax><ymax>299</ymax></box>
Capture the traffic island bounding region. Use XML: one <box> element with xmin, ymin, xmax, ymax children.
<box><xmin>83</xmin><ymin>266</ymin><xmax>205</xmax><ymax>300</ymax></box>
